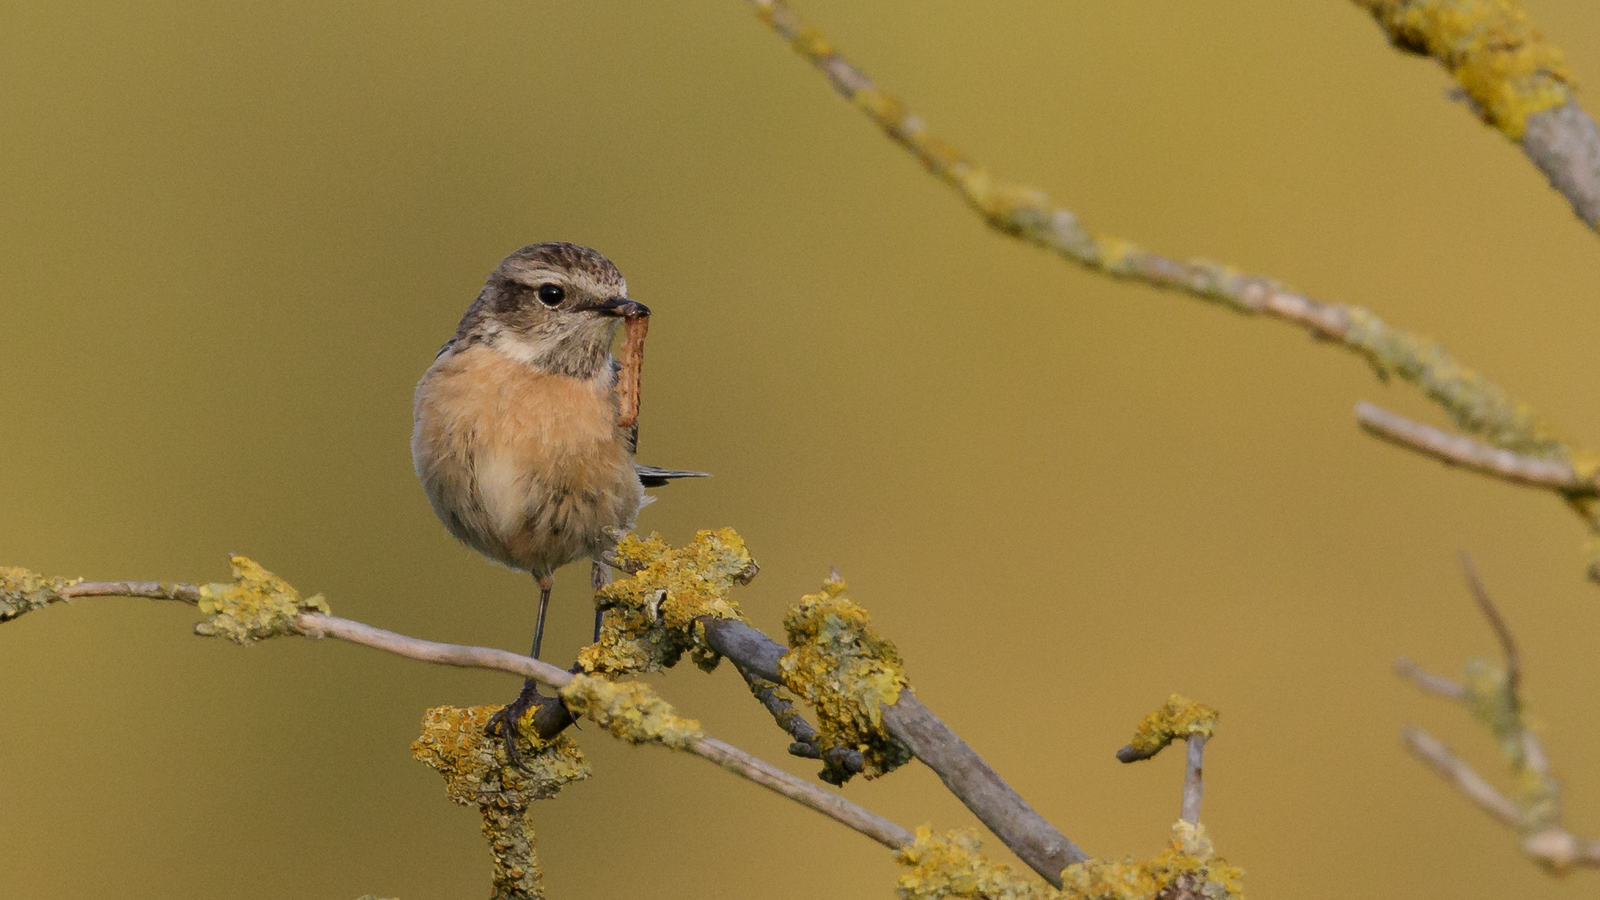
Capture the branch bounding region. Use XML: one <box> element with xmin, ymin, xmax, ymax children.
<box><xmin>1401</xmin><ymin>724</ymin><xmax>1523</xmax><ymax>828</ymax></box>
<box><xmin>599</xmin><ymin>542</ymin><xmax>1087</xmax><ymax>882</ymax></box>
<box><xmin>734</xmin><ymin>662</ymin><xmax>865</xmax><ymax>783</ymax></box>
<box><xmin>1181</xmin><ymin>735</ymin><xmax>1206</xmax><ymax>825</ymax></box>
<box><xmin>1354</xmin><ymin>0</ymin><xmax>1600</xmax><ymax>233</ymax></box>
<box><xmin>701</xmin><ymin>616</ymin><xmax>1090</xmax><ymax>885</ymax></box>
<box><xmin>1356</xmin><ymin>402</ymin><xmax>1596</xmax><ymax>494</ymax></box>
<box><xmin>1458</xmin><ymin>552</ymin><xmax>1521</xmax><ymax>703</ymax></box>
<box><xmin>37</xmin><ymin>581</ymin><xmax>917</xmax><ymax>852</ymax></box>
<box><xmin>1394</xmin><ymin>560</ymin><xmax>1600</xmax><ymax>873</ymax></box>
<box><xmin>744</xmin><ymin>0</ymin><xmax>1600</xmax><ymax>586</ymax></box>
<box><xmin>1393</xmin><ymin>656</ymin><xmax>1468</xmax><ymax>701</ymax></box>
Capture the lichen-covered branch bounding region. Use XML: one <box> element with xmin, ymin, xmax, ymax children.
<box><xmin>412</xmin><ymin>704</ymin><xmax>591</xmax><ymax>899</ymax></box>
<box><xmin>701</xmin><ymin>614</ymin><xmax>1091</xmax><ymax>884</ymax></box>
<box><xmin>778</xmin><ymin>574</ymin><xmax>912</xmax><ymax>778</ymax></box>
<box><xmin>745</xmin><ymin>0</ymin><xmax>1600</xmax><ymax>583</ymax></box>
<box><xmin>597</xmin><ymin>534</ymin><xmax>1089</xmax><ymax>881</ymax></box>
<box><xmin>736</xmin><ymin>662</ymin><xmax>865</xmax><ymax>784</ymax></box>
<box><xmin>894</xmin><ymin>822</ymin><xmax>1243</xmax><ymax>900</ymax></box>
<box><xmin>1113</xmin><ymin>696</ymin><xmax>1219</xmax><ymax>827</ymax></box>
<box><xmin>1353</xmin><ymin>0</ymin><xmax>1600</xmax><ymax>232</ymax></box>
<box><xmin>0</xmin><ymin>555</ymin><xmax>916</xmax><ymax>855</ymax></box>
<box><xmin>1395</xmin><ymin>559</ymin><xmax>1600</xmax><ymax>872</ymax></box>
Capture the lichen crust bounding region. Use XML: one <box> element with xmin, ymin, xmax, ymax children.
<box><xmin>896</xmin><ymin>822</ymin><xmax>1244</xmax><ymax>900</ymax></box>
<box><xmin>1357</xmin><ymin>0</ymin><xmax>1573</xmax><ymax>140</ymax></box>
<box><xmin>559</xmin><ymin>673</ymin><xmax>705</xmax><ymax>750</ymax></box>
<box><xmin>778</xmin><ymin>576</ymin><xmax>912</xmax><ymax>779</ymax></box>
<box><xmin>578</xmin><ymin>528</ymin><xmax>755</xmax><ymax>677</ymax></box>
<box><xmin>0</xmin><ymin>566</ymin><xmax>79</xmax><ymax>623</ymax></box>
<box><xmin>412</xmin><ymin>704</ymin><xmax>590</xmax><ymax>900</ymax></box>
<box><xmin>193</xmin><ymin>555</ymin><xmax>330</xmax><ymax>645</ymax></box>
<box><xmin>1124</xmin><ymin>695</ymin><xmax>1220</xmax><ymax>762</ymax></box>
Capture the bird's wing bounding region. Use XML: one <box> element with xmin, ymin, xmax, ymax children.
<box><xmin>635</xmin><ymin>463</ymin><xmax>711</xmax><ymax>488</ymax></box>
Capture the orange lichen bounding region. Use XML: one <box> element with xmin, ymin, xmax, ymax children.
<box><xmin>779</xmin><ymin>575</ymin><xmax>911</xmax><ymax>778</ymax></box>
<box><xmin>192</xmin><ymin>555</ymin><xmax>329</xmax><ymax>645</ymax></box>
<box><xmin>411</xmin><ymin>705</ymin><xmax>590</xmax><ymax>900</ymax></box>
<box><xmin>578</xmin><ymin>529</ymin><xmax>756</xmax><ymax>677</ymax></box>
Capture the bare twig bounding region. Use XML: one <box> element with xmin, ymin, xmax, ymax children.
<box><xmin>23</xmin><ymin>582</ymin><xmax>916</xmax><ymax>852</ymax></box>
<box><xmin>1402</xmin><ymin>725</ymin><xmax>1523</xmax><ymax>829</ymax></box>
<box><xmin>1521</xmin><ymin>99</ymin><xmax>1600</xmax><ymax>231</ymax></box>
<box><xmin>702</xmin><ymin>616</ymin><xmax>1089</xmax><ymax>884</ymax></box>
<box><xmin>1393</xmin><ymin>656</ymin><xmax>1468</xmax><ymax>701</ymax></box>
<box><xmin>1356</xmin><ymin>402</ymin><xmax>1595</xmax><ymax>494</ymax></box>
<box><xmin>1180</xmin><ymin>735</ymin><xmax>1206</xmax><ymax>825</ymax></box>
<box><xmin>1458</xmin><ymin>552</ymin><xmax>1521</xmax><ymax>703</ymax></box>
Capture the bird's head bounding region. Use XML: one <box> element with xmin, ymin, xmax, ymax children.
<box><xmin>467</xmin><ymin>242</ymin><xmax>649</xmax><ymax>378</ymax></box>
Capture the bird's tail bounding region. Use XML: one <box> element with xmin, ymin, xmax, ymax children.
<box><xmin>635</xmin><ymin>463</ymin><xmax>711</xmax><ymax>487</ymax></box>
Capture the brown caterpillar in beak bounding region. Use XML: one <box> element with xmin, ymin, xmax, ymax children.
<box><xmin>616</xmin><ymin>312</ymin><xmax>649</xmax><ymax>429</ymax></box>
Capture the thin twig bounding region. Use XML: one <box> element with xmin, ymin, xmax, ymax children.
<box><xmin>1458</xmin><ymin>552</ymin><xmax>1521</xmax><ymax>703</ymax></box>
<box><xmin>1393</xmin><ymin>656</ymin><xmax>1468</xmax><ymax>701</ymax></box>
<box><xmin>1356</xmin><ymin>402</ymin><xmax>1593</xmax><ymax>494</ymax></box>
<box><xmin>1180</xmin><ymin>735</ymin><xmax>1206</xmax><ymax>825</ymax></box>
<box><xmin>1401</xmin><ymin>725</ymin><xmax>1523</xmax><ymax>829</ymax></box>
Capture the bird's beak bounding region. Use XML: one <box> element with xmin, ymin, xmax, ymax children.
<box><xmin>582</xmin><ymin>297</ymin><xmax>651</xmax><ymax>318</ymax></box>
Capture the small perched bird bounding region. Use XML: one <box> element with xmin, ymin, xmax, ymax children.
<box><xmin>412</xmin><ymin>242</ymin><xmax>705</xmax><ymax>742</ymax></box>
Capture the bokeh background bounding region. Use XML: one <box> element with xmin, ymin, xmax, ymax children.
<box><xmin>4</xmin><ymin>2</ymin><xmax>1600</xmax><ymax>897</ymax></box>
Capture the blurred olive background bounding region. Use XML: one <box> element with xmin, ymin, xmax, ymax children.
<box><xmin>4</xmin><ymin>2</ymin><xmax>1600</xmax><ymax>897</ymax></box>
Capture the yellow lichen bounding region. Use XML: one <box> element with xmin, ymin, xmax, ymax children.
<box><xmin>1460</xmin><ymin>658</ymin><xmax>1561</xmax><ymax>831</ymax></box>
<box><xmin>192</xmin><ymin>555</ymin><xmax>330</xmax><ymax>645</ymax></box>
<box><xmin>578</xmin><ymin>529</ymin><xmax>756</xmax><ymax>677</ymax></box>
<box><xmin>0</xmin><ymin>566</ymin><xmax>79</xmax><ymax>623</ymax></box>
<box><xmin>559</xmin><ymin>674</ymin><xmax>704</xmax><ymax>750</ymax></box>
<box><xmin>896</xmin><ymin>823</ymin><xmax>1243</xmax><ymax>900</ymax></box>
<box><xmin>1343</xmin><ymin>307</ymin><xmax>1565</xmax><ymax>459</ymax></box>
<box><xmin>1060</xmin><ymin>821</ymin><xmax>1245</xmax><ymax>900</ymax></box>
<box><xmin>897</xmin><ymin>827</ymin><xmax>1060</xmax><ymax>900</ymax></box>
<box><xmin>1357</xmin><ymin>0</ymin><xmax>1573</xmax><ymax>139</ymax></box>
<box><xmin>1123</xmin><ymin>695</ymin><xmax>1219</xmax><ymax>762</ymax></box>
<box><xmin>779</xmin><ymin>576</ymin><xmax>912</xmax><ymax>778</ymax></box>
<box><xmin>411</xmin><ymin>704</ymin><xmax>590</xmax><ymax>900</ymax></box>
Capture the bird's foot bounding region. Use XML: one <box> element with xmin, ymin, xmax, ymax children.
<box><xmin>485</xmin><ymin>679</ymin><xmax>546</xmax><ymax>770</ymax></box>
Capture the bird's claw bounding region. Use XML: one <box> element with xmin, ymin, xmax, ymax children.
<box><xmin>486</xmin><ymin>680</ymin><xmax>545</xmax><ymax>771</ymax></box>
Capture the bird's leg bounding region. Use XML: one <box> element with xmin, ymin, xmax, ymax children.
<box><xmin>590</xmin><ymin>559</ymin><xmax>611</xmax><ymax>644</ymax></box>
<box><xmin>487</xmin><ymin>572</ymin><xmax>557</xmax><ymax>769</ymax></box>
<box><xmin>530</xmin><ymin>573</ymin><xmax>553</xmax><ymax>661</ymax></box>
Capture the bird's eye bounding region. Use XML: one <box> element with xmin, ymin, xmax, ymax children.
<box><xmin>536</xmin><ymin>284</ymin><xmax>565</xmax><ymax>307</ymax></box>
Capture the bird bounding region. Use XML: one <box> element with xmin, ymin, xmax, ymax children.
<box><xmin>411</xmin><ymin>242</ymin><xmax>706</xmax><ymax>749</ymax></box>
